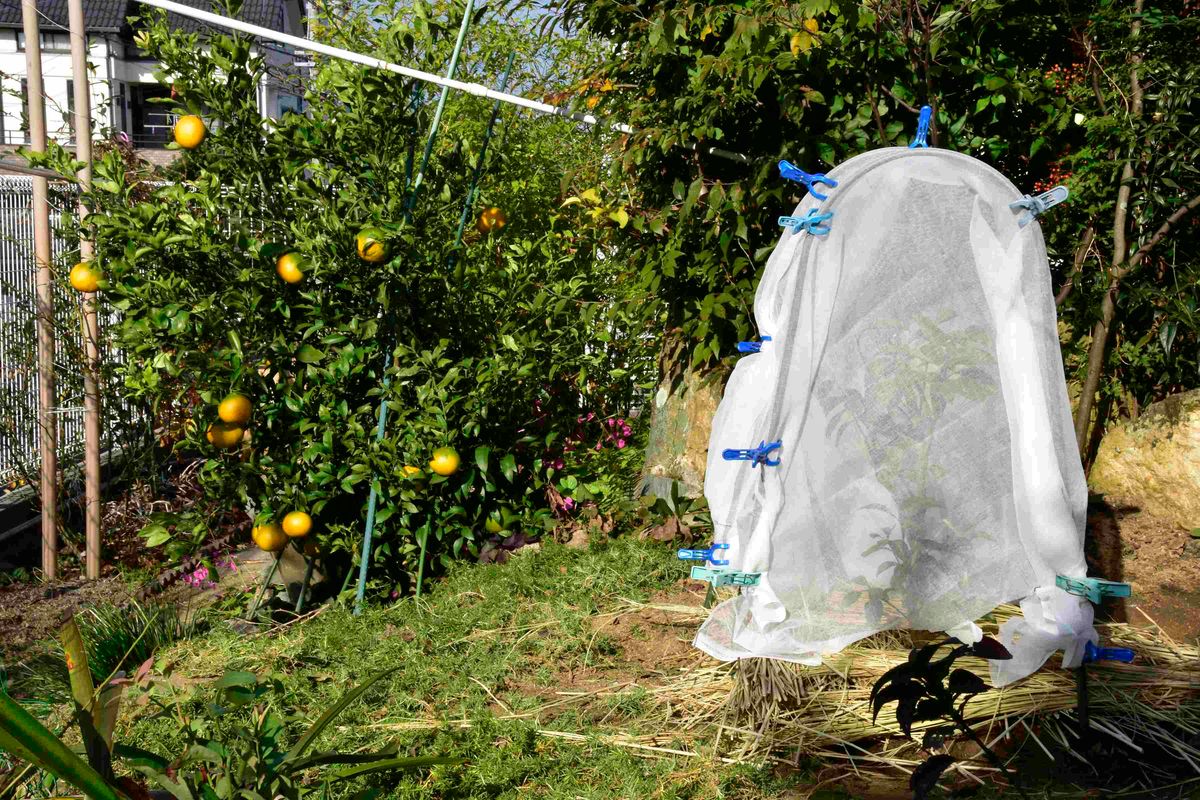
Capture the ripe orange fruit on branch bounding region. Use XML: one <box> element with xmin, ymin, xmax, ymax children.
<box><xmin>282</xmin><ymin>511</ymin><xmax>313</xmax><ymax>538</ymax></box>
<box><xmin>206</xmin><ymin>422</ymin><xmax>243</xmax><ymax>449</ymax></box>
<box><xmin>476</xmin><ymin>207</ymin><xmax>507</xmax><ymax>234</ymax></box>
<box><xmin>429</xmin><ymin>446</ymin><xmax>461</xmax><ymax>476</ymax></box>
<box><xmin>252</xmin><ymin>523</ymin><xmax>287</xmax><ymax>553</ymax></box>
<box><xmin>174</xmin><ymin>115</ymin><xmax>206</xmax><ymax>149</ymax></box>
<box><xmin>69</xmin><ymin>262</ymin><xmax>101</xmax><ymax>293</ymax></box>
<box><xmin>217</xmin><ymin>393</ymin><xmax>251</xmax><ymax>425</ymax></box>
<box><xmin>276</xmin><ymin>252</ymin><xmax>304</xmax><ymax>284</ymax></box>
<box><xmin>356</xmin><ymin>226</ymin><xmax>388</xmax><ymax>263</ymax></box>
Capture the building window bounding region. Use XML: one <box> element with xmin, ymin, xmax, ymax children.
<box><xmin>20</xmin><ymin>78</ymin><xmax>28</xmax><ymax>145</ymax></box>
<box><xmin>66</xmin><ymin>78</ymin><xmax>74</xmax><ymax>142</ymax></box>
<box><xmin>16</xmin><ymin>32</ymin><xmax>73</xmax><ymax>53</ymax></box>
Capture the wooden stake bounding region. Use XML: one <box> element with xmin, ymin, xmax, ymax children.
<box><xmin>22</xmin><ymin>0</ymin><xmax>57</xmax><ymax>581</ymax></box>
<box><xmin>68</xmin><ymin>0</ymin><xmax>99</xmax><ymax>580</ymax></box>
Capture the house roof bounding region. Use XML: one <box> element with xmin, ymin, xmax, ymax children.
<box><xmin>0</xmin><ymin>0</ymin><xmax>293</xmax><ymax>35</ymax></box>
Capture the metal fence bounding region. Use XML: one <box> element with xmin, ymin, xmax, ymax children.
<box><xmin>0</xmin><ymin>175</ymin><xmax>128</xmax><ymax>487</ymax></box>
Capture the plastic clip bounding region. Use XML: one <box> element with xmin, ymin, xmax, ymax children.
<box><xmin>1083</xmin><ymin>640</ymin><xmax>1136</xmax><ymax>665</ymax></box>
<box><xmin>778</xmin><ymin>209</ymin><xmax>834</xmax><ymax>236</ymax></box>
<box><xmin>677</xmin><ymin>543</ymin><xmax>731</xmax><ymax>566</ymax></box>
<box><xmin>1056</xmin><ymin>575</ymin><xmax>1131</xmax><ymax>605</ymax></box>
<box><xmin>1010</xmin><ymin>186</ymin><xmax>1069</xmax><ymax>228</ymax></box>
<box><xmin>736</xmin><ymin>335</ymin><xmax>772</xmax><ymax>354</ymax></box>
<box><xmin>690</xmin><ymin>566</ymin><xmax>761</xmax><ymax>587</ymax></box>
<box><xmin>778</xmin><ymin>160</ymin><xmax>838</xmax><ymax>201</ymax></box>
<box><xmin>721</xmin><ymin>439</ymin><xmax>782</xmax><ymax>467</ymax></box>
<box><xmin>909</xmin><ymin>105</ymin><xmax>932</xmax><ymax>149</ymax></box>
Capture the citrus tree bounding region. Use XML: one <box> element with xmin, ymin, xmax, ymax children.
<box><xmin>36</xmin><ymin>0</ymin><xmax>654</xmax><ymax>594</ymax></box>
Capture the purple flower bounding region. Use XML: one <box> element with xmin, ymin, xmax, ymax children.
<box><xmin>561</xmin><ymin>497</ymin><xmax>576</xmax><ymax>511</ymax></box>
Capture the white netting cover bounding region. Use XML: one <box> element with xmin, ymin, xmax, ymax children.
<box><xmin>697</xmin><ymin>148</ymin><xmax>1096</xmax><ymax>686</ymax></box>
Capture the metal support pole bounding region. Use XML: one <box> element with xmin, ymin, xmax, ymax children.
<box><xmin>23</xmin><ymin>0</ymin><xmax>57</xmax><ymax>581</ymax></box>
<box><xmin>354</xmin><ymin>0</ymin><xmax>475</xmax><ymax>614</ymax></box>
<box><xmin>69</xmin><ymin>0</ymin><xmax>100</xmax><ymax>581</ymax></box>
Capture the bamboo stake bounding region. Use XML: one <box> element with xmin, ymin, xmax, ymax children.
<box><xmin>68</xmin><ymin>0</ymin><xmax>100</xmax><ymax>581</ymax></box>
<box><xmin>22</xmin><ymin>0</ymin><xmax>57</xmax><ymax>581</ymax></box>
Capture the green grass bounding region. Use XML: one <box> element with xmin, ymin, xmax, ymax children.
<box><xmin>116</xmin><ymin>536</ymin><xmax>817</xmax><ymax>798</ymax></box>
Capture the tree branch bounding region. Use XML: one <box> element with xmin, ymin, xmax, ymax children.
<box><xmin>1056</xmin><ymin>224</ymin><xmax>1096</xmax><ymax>306</ymax></box>
<box><xmin>1122</xmin><ymin>192</ymin><xmax>1200</xmax><ymax>275</ymax></box>
<box><xmin>880</xmin><ymin>84</ymin><xmax>919</xmax><ymax>114</ymax></box>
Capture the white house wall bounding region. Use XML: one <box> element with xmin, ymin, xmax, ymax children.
<box><xmin>0</xmin><ymin>29</ymin><xmax>112</xmax><ymax>146</ymax></box>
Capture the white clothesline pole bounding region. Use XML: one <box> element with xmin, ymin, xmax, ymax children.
<box><xmin>128</xmin><ymin>0</ymin><xmax>750</xmax><ymax>163</ymax></box>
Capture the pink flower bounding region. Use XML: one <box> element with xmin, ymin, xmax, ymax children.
<box><xmin>595</xmin><ymin>442</ymin><xmax>602</xmax><ymax>450</ymax></box>
<box><xmin>617</xmin><ymin>418</ymin><xmax>625</xmax><ymax>426</ymax></box>
<box><xmin>617</xmin><ymin>439</ymin><xmax>626</xmax><ymax>449</ymax></box>
<box><xmin>561</xmin><ymin>497</ymin><xmax>576</xmax><ymax>511</ymax></box>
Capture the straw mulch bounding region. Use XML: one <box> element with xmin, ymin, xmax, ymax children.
<box><xmin>367</xmin><ymin>600</ymin><xmax>1200</xmax><ymax>791</ymax></box>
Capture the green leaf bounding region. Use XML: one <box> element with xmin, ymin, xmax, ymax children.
<box><xmin>499</xmin><ymin>454</ymin><xmax>516</xmax><ymax>482</ymax></box>
<box><xmin>330</xmin><ymin>756</ymin><xmax>462</xmax><ymax>782</ymax></box>
<box><xmin>0</xmin><ymin>693</ymin><xmax>123</xmax><ymax>800</ymax></box>
<box><xmin>297</xmin><ymin>344</ymin><xmax>325</xmax><ymax>364</ymax></box>
<box><xmin>286</xmin><ymin>666</ymin><xmax>402</xmax><ymax>761</ymax></box>
<box><xmin>214</xmin><ymin>671</ymin><xmax>258</xmax><ymax>690</ymax></box>
<box><xmin>474</xmin><ymin>446</ymin><xmax>490</xmax><ymax>473</ymax></box>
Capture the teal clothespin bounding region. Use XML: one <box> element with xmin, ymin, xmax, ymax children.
<box><xmin>1056</xmin><ymin>575</ymin><xmax>1131</xmax><ymax>605</ymax></box>
<box><xmin>691</xmin><ymin>566</ymin><xmax>761</xmax><ymax>587</ymax></box>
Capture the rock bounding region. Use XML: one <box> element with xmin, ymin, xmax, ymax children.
<box><xmin>640</xmin><ymin>364</ymin><xmax>729</xmax><ymax>498</ymax></box>
<box><xmin>1090</xmin><ymin>389</ymin><xmax>1200</xmax><ymax>530</ymax></box>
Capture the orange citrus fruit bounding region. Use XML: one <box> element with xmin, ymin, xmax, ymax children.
<box><xmin>205</xmin><ymin>421</ymin><xmax>243</xmax><ymax>449</ymax></box>
<box><xmin>174</xmin><ymin>115</ymin><xmax>206</xmax><ymax>149</ymax></box>
<box><xmin>282</xmin><ymin>511</ymin><xmax>313</xmax><ymax>538</ymax></box>
<box><xmin>69</xmin><ymin>262</ymin><xmax>101</xmax><ymax>293</ymax></box>
<box><xmin>217</xmin><ymin>393</ymin><xmax>251</xmax><ymax>425</ymax></box>
<box><xmin>476</xmin><ymin>207</ymin><xmax>507</xmax><ymax>234</ymax></box>
<box><xmin>429</xmin><ymin>446</ymin><xmax>461</xmax><ymax>477</ymax></box>
<box><xmin>276</xmin><ymin>252</ymin><xmax>304</xmax><ymax>284</ymax></box>
<box><xmin>251</xmin><ymin>523</ymin><xmax>287</xmax><ymax>553</ymax></box>
<box><xmin>356</xmin><ymin>227</ymin><xmax>388</xmax><ymax>263</ymax></box>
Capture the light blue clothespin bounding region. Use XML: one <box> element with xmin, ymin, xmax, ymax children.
<box><xmin>779</xmin><ymin>160</ymin><xmax>838</xmax><ymax>201</ymax></box>
<box><xmin>778</xmin><ymin>209</ymin><xmax>834</xmax><ymax>236</ymax></box>
<box><xmin>677</xmin><ymin>543</ymin><xmax>730</xmax><ymax>566</ymax></box>
<box><xmin>1083</xmin><ymin>640</ymin><xmax>1135</xmax><ymax>664</ymax></box>
<box><xmin>736</xmin><ymin>335</ymin><xmax>772</xmax><ymax>354</ymax></box>
<box><xmin>1056</xmin><ymin>575</ymin><xmax>1131</xmax><ymax>605</ymax></box>
<box><xmin>722</xmin><ymin>440</ymin><xmax>782</xmax><ymax>467</ymax></box>
<box><xmin>909</xmin><ymin>105</ymin><xmax>932</xmax><ymax>148</ymax></box>
<box><xmin>690</xmin><ymin>566</ymin><xmax>761</xmax><ymax>587</ymax></box>
<box><xmin>1010</xmin><ymin>186</ymin><xmax>1069</xmax><ymax>228</ymax></box>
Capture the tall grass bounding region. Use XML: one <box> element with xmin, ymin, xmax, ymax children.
<box><xmin>7</xmin><ymin>599</ymin><xmax>202</xmax><ymax>701</ymax></box>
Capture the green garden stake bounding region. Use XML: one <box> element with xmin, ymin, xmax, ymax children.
<box><xmin>354</xmin><ymin>0</ymin><xmax>476</xmax><ymax>616</ymax></box>
<box><xmin>294</xmin><ymin>556</ymin><xmax>315</xmax><ymax>614</ymax></box>
<box><xmin>247</xmin><ymin>555</ymin><xmax>280</xmax><ymax>620</ymax></box>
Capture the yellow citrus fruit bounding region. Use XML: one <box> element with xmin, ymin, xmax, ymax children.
<box><xmin>205</xmin><ymin>421</ymin><xmax>243</xmax><ymax>449</ymax></box>
<box><xmin>356</xmin><ymin>227</ymin><xmax>388</xmax><ymax>263</ymax></box>
<box><xmin>804</xmin><ymin>17</ymin><xmax>819</xmax><ymax>33</ymax></box>
<box><xmin>217</xmin><ymin>393</ymin><xmax>251</xmax><ymax>425</ymax></box>
<box><xmin>69</xmin><ymin>262</ymin><xmax>101</xmax><ymax>293</ymax></box>
<box><xmin>429</xmin><ymin>446</ymin><xmax>461</xmax><ymax>477</ymax></box>
<box><xmin>476</xmin><ymin>207</ymin><xmax>507</xmax><ymax>234</ymax></box>
<box><xmin>251</xmin><ymin>523</ymin><xmax>287</xmax><ymax>553</ymax></box>
<box><xmin>276</xmin><ymin>252</ymin><xmax>304</xmax><ymax>284</ymax></box>
<box><xmin>282</xmin><ymin>511</ymin><xmax>313</xmax><ymax>538</ymax></box>
<box><xmin>174</xmin><ymin>115</ymin><xmax>206</xmax><ymax>149</ymax></box>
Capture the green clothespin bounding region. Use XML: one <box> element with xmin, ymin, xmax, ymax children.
<box><xmin>691</xmin><ymin>566</ymin><xmax>761</xmax><ymax>587</ymax></box>
<box><xmin>1056</xmin><ymin>575</ymin><xmax>1131</xmax><ymax>605</ymax></box>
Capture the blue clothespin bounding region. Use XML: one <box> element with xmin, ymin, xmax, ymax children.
<box><xmin>690</xmin><ymin>566</ymin><xmax>761</xmax><ymax>587</ymax></box>
<box><xmin>778</xmin><ymin>209</ymin><xmax>834</xmax><ymax>236</ymax></box>
<box><xmin>1010</xmin><ymin>186</ymin><xmax>1069</xmax><ymax>228</ymax></box>
<box><xmin>778</xmin><ymin>160</ymin><xmax>838</xmax><ymax>201</ymax></box>
<box><xmin>1056</xmin><ymin>575</ymin><xmax>1131</xmax><ymax>605</ymax></box>
<box><xmin>721</xmin><ymin>439</ymin><xmax>782</xmax><ymax>467</ymax></box>
<box><xmin>736</xmin><ymin>335</ymin><xmax>772</xmax><ymax>354</ymax></box>
<box><xmin>1083</xmin><ymin>640</ymin><xmax>1135</xmax><ymax>665</ymax></box>
<box><xmin>677</xmin><ymin>543</ymin><xmax>730</xmax><ymax>566</ymax></box>
<box><xmin>909</xmin><ymin>105</ymin><xmax>932</xmax><ymax>149</ymax></box>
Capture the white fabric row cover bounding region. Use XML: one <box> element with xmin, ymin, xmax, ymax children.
<box><xmin>696</xmin><ymin>147</ymin><xmax>1096</xmax><ymax>687</ymax></box>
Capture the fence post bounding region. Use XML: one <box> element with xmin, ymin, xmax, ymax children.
<box><xmin>68</xmin><ymin>0</ymin><xmax>100</xmax><ymax>580</ymax></box>
<box><xmin>22</xmin><ymin>0</ymin><xmax>57</xmax><ymax>581</ymax></box>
